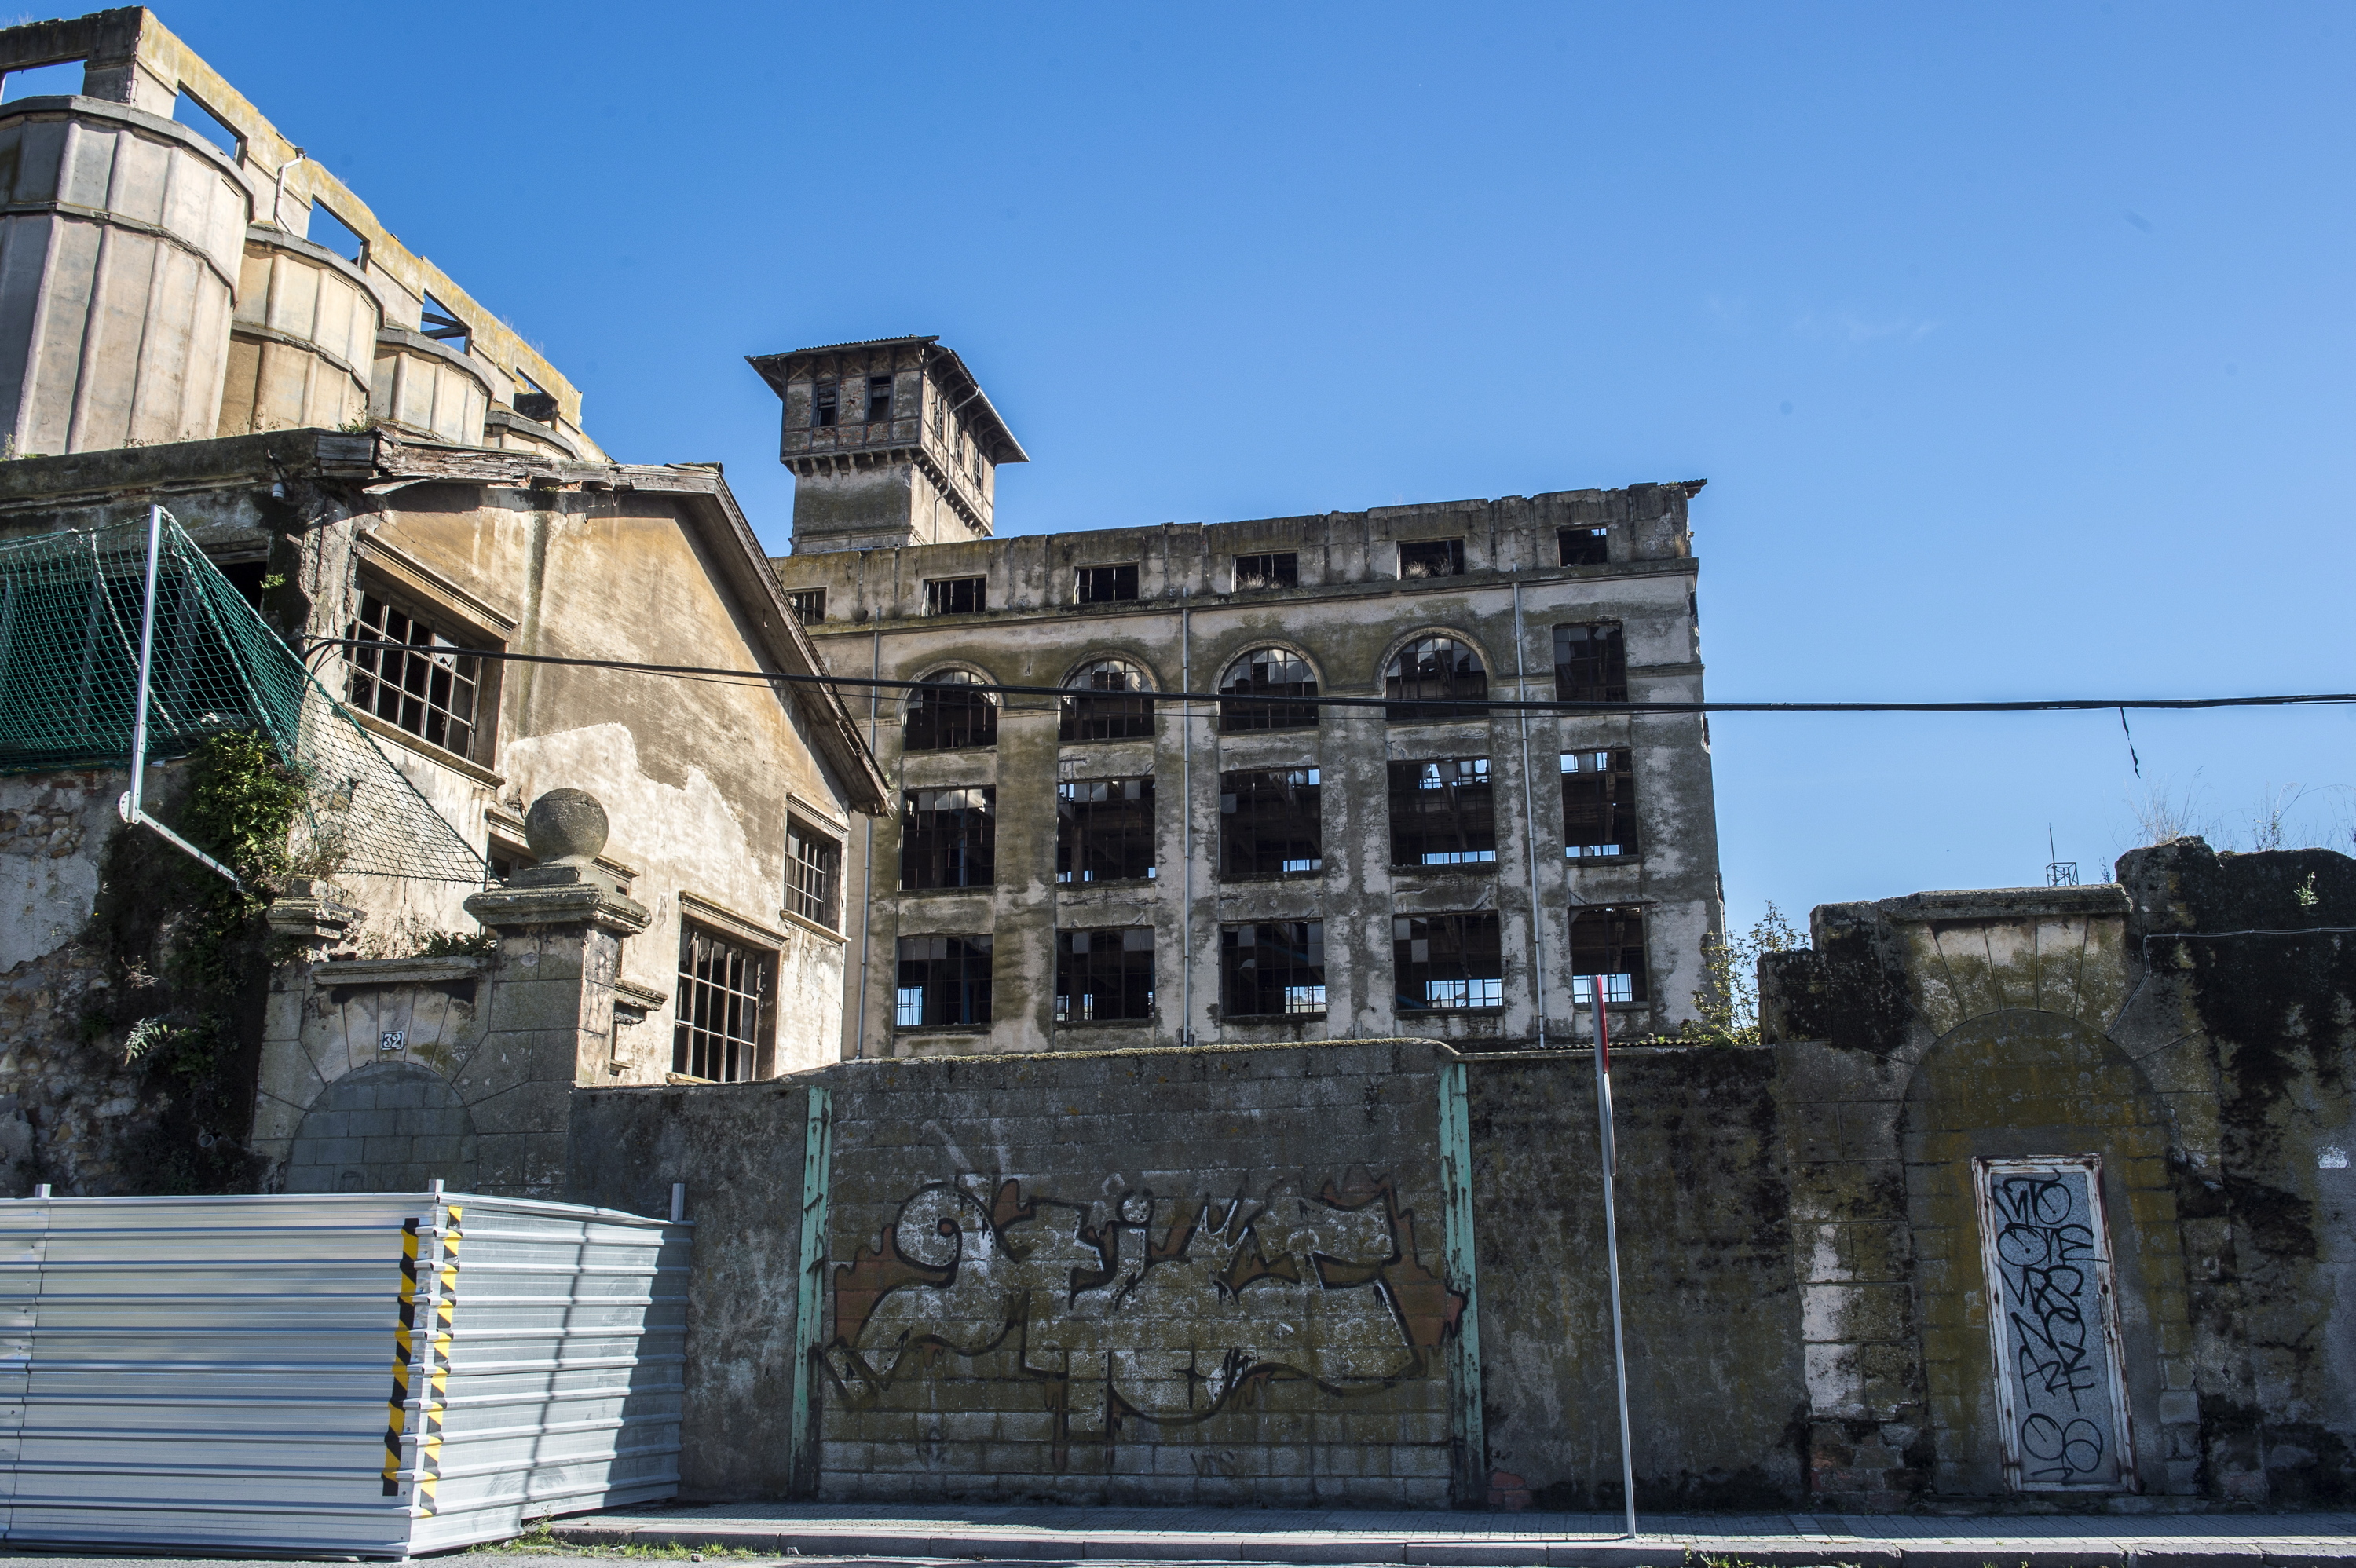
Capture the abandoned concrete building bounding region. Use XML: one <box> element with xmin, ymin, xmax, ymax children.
<box><xmin>762</xmin><ymin>337</ymin><xmax>1725</xmax><ymax>1058</ymax></box>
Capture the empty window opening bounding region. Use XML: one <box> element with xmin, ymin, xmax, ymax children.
<box><xmin>865</xmin><ymin>374</ymin><xmax>894</xmax><ymax>423</ymax></box>
<box><xmin>1221</xmin><ymin>922</ymin><xmax>1326</xmax><ymax>1018</ymax></box>
<box><xmin>1563</xmin><ymin>749</ymin><xmax>1638</xmax><ymax>859</ymax></box>
<box><xmin>1055</xmin><ymin>928</ymin><xmax>1155</xmax><ymax>1022</ymax></box>
<box><xmin>931</xmin><ymin>393</ymin><xmax>946</xmax><ymax>437</ymax></box>
<box><xmin>1219</xmin><ymin>647</ymin><xmax>1318</xmax><ymax>733</ymax></box>
<box><xmin>170</xmin><ymin>89</ymin><xmax>243</xmax><ymax>159</ymax></box>
<box><xmin>1077</xmin><ymin>563</ymin><xmax>1140</xmax><ymax>604</ymax></box>
<box><xmin>896</xmin><ymin>934</ymin><xmax>992</xmax><ymax>1029</ymax></box>
<box><xmin>901</xmin><ymin>787</ymin><xmax>995</xmax><ymax>890</ymax></box>
<box><xmin>1399</xmin><ymin>538</ymin><xmax>1465</xmax><ymax>579</ymax></box>
<box><xmin>787</xmin><ymin>818</ymin><xmax>842</xmax><ymax>930</ymax></box>
<box><xmin>1233</xmin><ymin>552</ymin><xmax>1298</xmax><ymax>592</ymax></box>
<box><xmin>904</xmin><ymin>670</ymin><xmax>997</xmax><ymax>751</ymax></box>
<box><xmin>1571</xmin><ymin>906</ymin><xmax>1648</xmax><ymax>1004</ymax></box>
<box><xmin>487</xmin><ymin>838</ymin><xmax>536</xmax><ymax>883</ymax></box>
<box><xmin>2</xmin><ymin>60</ymin><xmax>83</xmax><ymax>101</ymax></box>
<box><xmin>924</xmin><ymin>576</ymin><xmax>986</xmax><ymax>616</ymax></box>
<box><xmin>1559</xmin><ymin>527</ymin><xmax>1609</xmax><ymax>567</ymax></box>
<box><xmin>1394</xmin><ymin>912</ymin><xmax>1504</xmax><ymax>1011</ymax></box>
<box><xmin>1061</xmin><ymin>659</ymin><xmax>1154</xmax><ymax>742</ymax></box>
<box><xmin>344</xmin><ymin>591</ymin><xmax>486</xmax><ymax>761</ymax></box>
<box><xmin>418</xmin><ymin>291</ymin><xmax>470</xmax><ymax>353</ymax></box>
<box><xmin>785</xmin><ymin>588</ymin><xmax>827</xmax><ymax>625</ymax></box>
<box><xmin>1386</xmin><ymin>636</ymin><xmax>1487</xmax><ymax>721</ymax></box>
<box><xmin>309</xmin><ymin>202</ymin><xmax>367</xmax><ymax>265</ymax></box>
<box><xmin>1553</xmin><ymin>623</ymin><xmax>1629</xmax><ymax>704</ymax></box>
<box><xmin>1057</xmin><ymin>777</ymin><xmax>1155</xmax><ymax>883</ymax></box>
<box><xmin>674</xmin><ymin>925</ymin><xmax>773</xmax><ymax>1082</ymax></box>
<box><xmin>1221</xmin><ymin>767</ymin><xmax>1322</xmax><ymax>879</ymax></box>
<box><xmin>811</xmin><ymin>381</ymin><xmax>840</xmax><ymax>429</ymax></box>
<box><xmin>1389</xmin><ymin>757</ymin><xmax>1498</xmax><ymax>868</ymax></box>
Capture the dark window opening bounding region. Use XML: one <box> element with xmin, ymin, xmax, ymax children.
<box><xmin>218</xmin><ymin>560</ymin><xmax>269</xmax><ymax>614</ymax></box>
<box><xmin>1571</xmin><ymin>906</ymin><xmax>1648</xmax><ymax>1004</ymax></box>
<box><xmin>2</xmin><ymin>60</ymin><xmax>83</xmax><ymax>101</ymax></box>
<box><xmin>1558</xmin><ymin>527</ymin><xmax>1609</xmax><ymax>567</ymax></box>
<box><xmin>1399</xmin><ymin>538</ymin><xmax>1465</xmax><ymax>579</ymax></box>
<box><xmin>1234</xmin><ymin>552</ymin><xmax>1298</xmax><ymax>592</ymax></box>
<box><xmin>787</xmin><ymin>818</ymin><xmax>842</xmax><ymax>930</ymax></box>
<box><xmin>418</xmin><ymin>291</ymin><xmax>469</xmax><ymax>353</ymax></box>
<box><xmin>487</xmin><ymin>838</ymin><xmax>536</xmax><ymax>883</ymax></box>
<box><xmin>674</xmin><ymin>925</ymin><xmax>773</xmax><ymax>1082</ymax></box>
<box><xmin>1219</xmin><ymin>646</ymin><xmax>1318</xmax><ymax>733</ymax></box>
<box><xmin>1057</xmin><ymin>777</ymin><xmax>1155</xmax><ymax>883</ymax></box>
<box><xmin>1388</xmin><ymin>757</ymin><xmax>1497</xmax><ymax>868</ymax></box>
<box><xmin>901</xmin><ymin>787</ymin><xmax>995</xmax><ymax>890</ymax></box>
<box><xmin>1553</xmin><ymin>623</ymin><xmax>1629</xmax><ymax>704</ymax></box>
<box><xmin>1077</xmin><ymin>563</ymin><xmax>1140</xmax><ymax>604</ymax></box>
<box><xmin>896</xmin><ymin>934</ymin><xmax>991</xmax><ymax>1028</ymax></box>
<box><xmin>1061</xmin><ymin>659</ymin><xmax>1154</xmax><ymax>741</ymax></box>
<box><xmin>344</xmin><ymin>591</ymin><xmax>485</xmax><ymax>761</ymax></box>
<box><xmin>170</xmin><ymin>89</ymin><xmax>242</xmax><ymax>159</ymax></box>
<box><xmin>1220</xmin><ymin>767</ymin><xmax>1321</xmax><ymax>879</ymax></box>
<box><xmin>785</xmin><ymin>588</ymin><xmax>826</xmax><ymax>624</ymax></box>
<box><xmin>1563</xmin><ymin>749</ymin><xmax>1639</xmax><ymax>859</ymax></box>
<box><xmin>866</xmin><ymin>374</ymin><xmax>894</xmax><ymax>423</ymax></box>
<box><xmin>1393</xmin><ymin>912</ymin><xmax>1504</xmax><ymax>1011</ymax></box>
<box><xmin>924</xmin><ymin>576</ymin><xmax>986</xmax><ymax>616</ymax></box>
<box><xmin>309</xmin><ymin>202</ymin><xmax>367</xmax><ymax>265</ymax></box>
<box><xmin>1055</xmin><ymin>928</ymin><xmax>1154</xmax><ymax>1022</ymax></box>
<box><xmin>811</xmin><ymin>381</ymin><xmax>840</xmax><ymax>429</ymax></box>
<box><xmin>905</xmin><ymin>670</ymin><xmax>997</xmax><ymax>751</ymax></box>
<box><xmin>1386</xmin><ymin>636</ymin><xmax>1487</xmax><ymax>720</ymax></box>
<box><xmin>1221</xmin><ymin>922</ymin><xmax>1326</xmax><ymax>1018</ymax></box>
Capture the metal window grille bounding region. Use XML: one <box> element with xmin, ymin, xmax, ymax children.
<box><xmin>1385</xmin><ymin>636</ymin><xmax>1487</xmax><ymax>720</ymax></box>
<box><xmin>785</xmin><ymin>589</ymin><xmax>826</xmax><ymax>624</ymax></box>
<box><xmin>1232</xmin><ymin>552</ymin><xmax>1298</xmax><ymax>591</ymax></box>
<box><xmin>1055</xmin><ymin>927</ymin><xmax>1155</xmax><ymax>1022</ymax></box>
<box><xmin>1393</xmin><ymin>912</ymin><xmax>1505</xmax><ymax>1011</ymax></box>
<box><xmin>1558</xmin><ymin>527</ymin><xmax>1609</xmax><ymax>566</ymax></box>
<box><xmin>1218</xmin><ymin>646</ymin><xmax>1318</xmax><ymax>733</ymax></box>
<box><xmin>895</xmin><ymin>934</ymin><xmax>993</xmax><ymax>1028</ymax></box>
<box><xmin>673</xmin><ymin>925</ymin><xmax>772</xmax><ymax>1082</ymax></box>
<box><xmin>1553</xmin><ymin>623</ymin><xmax>1629</xmax><ymax>704</ymax></box>
<box><xmin>1570</xmin><ymin>905</ymin><xmax>1648</xmax><ymax>1003</ymax></box>
<box><xmin>812</xmin><ymin>381</ymin><xmax>839</xmax><ymax>428</ymax></box>
<box><xmin>924</xmin><ymin>576</ymin><xmax>986</xmax><ymax>616</ymax></box>
<box><xmin>1220</xmin><ymin>922</ymin><xmax>1326</xmax><ymax>1018</ymax></box>
<box><xmin>1077</xmin><ymin>564</ymin><xmax>1139</xmax><ymax>603</ymax></box>
<box><xmin>904</xmin><ymin>671</ymin><xmax>997</xmax><ymax>751</ymax></box>
<box><xmin>1056</xmin><ymin>777</ymin><xmax>1155</xmax><ymax>883</ymax></box>
<box><xmin>787</xmin><ymin>818</ymin><xmax>841</xmax><ymax>930</ymax></box>
<box><xmin>1388</xmin><ymin>757</ymin><xmax>1497</xmax><ymax>867</ymax></box>
<box><xmin>419</xmin><ymin>291</ymin><xmax>469</xmax><ymax>352</ymax></box>
<box><xmin>1562</xmin><ymin>748</ymin><xmax>1639</xmax><ymax>858</ymax></box>
<box><xmin>901</xmin><ymin>787</ymin><xmax>995</xmax><ymax>889</ymax></box>
<box><xmin>1399</xmin><ymin>538</ymin><xmax>1465</xmax><ymax>579</ymax></box>
<box><xmin>865</xmin><ymin>374</ymin><xmax>893</xmax><ymax>423</ymax></box>
<box><xmin>1220</xmin><ymin>768</ymin><xmax>1321</xmax><ymax>878</ymax></box>
<box><xmin>344</xmin><ymin>592</ymin><xmax>484</xmax><ymax>761</ymax></box>
<box><xmin>1060</xmin><ymin>659</ymin><xmax>1154</xmax><ymax>741</ymax></box>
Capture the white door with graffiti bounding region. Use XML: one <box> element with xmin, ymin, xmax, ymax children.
<box><xmin>1972</xmin><ymin>1154</ymin><xmax>2137</xmax><ymax>1491</ymax></box>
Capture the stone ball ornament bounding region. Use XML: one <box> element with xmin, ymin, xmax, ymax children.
<box><xmin>523</xmin><ymin>788</ymin><xmax>609</xmax><ymax>867</ymax></box>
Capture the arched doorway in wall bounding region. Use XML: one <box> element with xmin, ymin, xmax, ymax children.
<box><xmin>284</xmin><ymin>1062</ymin><xmax>479</xmax><ymax>1194</ymax></box>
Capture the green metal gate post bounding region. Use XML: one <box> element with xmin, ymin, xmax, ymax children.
<box><xmin>1439</xmin><ymin>1058</ymin><xmax>1487</xmax><ymax>1505</ymax></box>
<box><xmin>788</xmin><ymin>1081</ymin><xmax>833</xmax><ymax>1496</ymax></box>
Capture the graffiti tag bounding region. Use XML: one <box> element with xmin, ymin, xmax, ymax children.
<box><xmin>1985</xmin><ymin>1166</ymin><xmax>2121</xmax><ymax>1486</ymax></box>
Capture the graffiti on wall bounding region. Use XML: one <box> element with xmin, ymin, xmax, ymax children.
<box><xmin>1973</xmin><ymin>1156</ymin><xmax>2134</xmax><ymax>1490</ymax></box>
<box><xmin>824</xmin><ymin>1171</ymin><xmax>1461</xmax><ymax>1464</ymax></box>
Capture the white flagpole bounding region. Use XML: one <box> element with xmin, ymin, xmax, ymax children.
<box><xmin>1593</xmin><ymin>989</ymin><xmax>1638</xmax><ymax>1539</ymax></box>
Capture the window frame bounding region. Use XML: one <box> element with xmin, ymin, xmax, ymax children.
<box><xmin>1060</xmin><ymin>659</ymin><xmax>1155</xmax><ymax>743</ymax></box>
<box><xmin>786</xmin><ymin>817</ymin><xmax>843</xmax><ymax>931</ymax></box>
<box><xmin>894</xmin><ymin>934</ymin><xmax>993</xmax><ymax>1029</ymax></box>
<box><xmin>1398</xmin><ymin>538</ymin><xmax>1466</xmax><ymax>579</ymax></box>
<box><xmin>1392</xmin><ymin>912</ymin><xmax>1505</xmax><ymax>1013</ymax></box>
<box><xmin>673</xmin><ymin>921</ymin><xmax>776</xmax><ymax>1082</ymax></box>
<box><xmin>1055</xmin><ymin>927</ymin><xmax>1156</xmax><ymax>1023</ymax></box>
<box><xmin>900</xmin><ymin>786</ymin><xmax>997</xmax><ymax>890</ymax></box>
<box><xmin>1220</xmin><ymin>921</ymin><xmax>1327</xmax><ymax>1019</ymax></box>
<box><xmin>1388</xmin><ymin>756</ymin><xmax>1498</xmax><ymax>868</ymax></box>
<box><xmin>924</xmin><ymin>576</ymin><xmax>988</xmax><ymax>616</ymax></box>
<box><xmin>865</xmin><ymin>373</ymin><xmax>894</xmax><ymax>424</ymax></box>
<box><xmin>1553</xmin><ymin>622</ymin><xmax>1630</xmax><ymax>704</ymax></box>
<box><xmin>342</xmin><ymin>579</ymin><xmax>500</xmax><ymax>766</ymax></box>
<box><xmin>811</xmin><ymin>380</ymin><xmax>840</xmax><ymax>429</ymax></box>
<box><xmin>1220</xmin><ymin>767</ymin><xmax>1323</xmax><ymax>879</ymax></box>
<box><xmin>1218</xmin><ymin>646</ymin><xmax>1319</xmax><ymax>733</ymax></box>
<box><xmin>1562</xmin><ymin>747</ymin><xmax>1640</xmax><ymax>859</ymax></box>
<box><xmin>1231</xmin><ymin>551</ymin><xmax>1299</xmax><ymax>592</ymax></box>
<box><xmin>1056</xmin><ymin>776</ymin><xmax>1156</xmax><ymax>884</ymax></box>
<box><xmin>1558</xmin><ymin>526</ymin><xmax>1610</xmax><ymax>567</ymax></box>
<box><xmin>1570</xmin><ymin>905</ymin><xmax>1649</xmax><ymax>1004</ymax></box>
<box><xmin>903</xmin><ymin>669</ymin><xmax>999</xmax><ymax>752</ymax></box>
<box><xmin>785</xmin><ymin>588</ymin><xmax>826</xmax><ymax>625</ymax></box>
<box><xmin>1385</xmin><ymin>635</ymin><xmax>1489</xmax><ymax>722</ymax></box>
<box><xmin>1076</xmin><ymin>563</ymin><xmax>1140</xmax><ymax>604</ymax></box>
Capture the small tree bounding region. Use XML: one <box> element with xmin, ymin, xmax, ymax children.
<box><xmin>1686</xmin><ymin>901</ymin><xmax>1803</xmax><ymax>1047</ymax></box>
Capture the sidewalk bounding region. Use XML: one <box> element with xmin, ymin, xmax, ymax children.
<box><xmin>552</xmin><ymin>1502</ymin><xmax>2356</xmax><ymax>1567</ymax></box>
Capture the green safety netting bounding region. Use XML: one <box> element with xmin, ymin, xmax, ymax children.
<box><xmin>0</xmin><ymin>514</ymin><xmax>488</xmax><ymax>883</ymax></box>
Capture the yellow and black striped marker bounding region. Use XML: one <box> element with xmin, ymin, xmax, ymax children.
<box><xmin>381</xmin><ymin>1206</ymin><xmax>464</xmax><ymax>1508</ymax></box>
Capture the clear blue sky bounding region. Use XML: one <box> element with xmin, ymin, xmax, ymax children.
<box><xmin>165</xmin><ymin>2</ymin><xmax>2354</xmax><ymax>937</ymax></box>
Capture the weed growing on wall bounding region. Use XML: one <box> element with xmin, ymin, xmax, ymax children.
<box><xmin>1682</xmin><ymin>902</ymin><xmax>1804</xmax><ymax>1047</ymax></box>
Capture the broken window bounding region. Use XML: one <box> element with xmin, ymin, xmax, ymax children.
<box><xmin>1399</xmin><ymin>538</ymin><xmax>1465</xmax><ymax>579</ymax></box>
<box><xmin>901</xmin><ymin>787</ymin><xmax>995</xmax><ymax>890</ymax></box>
<box><xmin>1221</xmin><ymin>767</ymin><xmax>1321</xmax><ymax>878</ymax></box>
<box><xmin>866</xmin><ymin>373</ymin><xmax>894</xmax><ymax>423</ymax></box>
<box><xmin>1220</xmin><ymin>922</ymin><xmax>1326</xmax><ymax>1018</ymax></box>
<box><xmin>1055</xmin><ymin>928</ymin><xmax>1155</xmax><ymax>1022</ymax></box>
<box><xmin>811</xmin><ymin>380</ymin><xmax>840</xmax><ymax>429</ymax></box>
<box><xmin>895</xmin><ymin>934</ymin><xmax>992</xmax><ymax>1028</ymax></box>
<box><xmin>785</xmin><ymin>588</ymin><xmax>826</xmax><ymax>625</ymax></box>
<box><xmin>1057</xmin><ymin>777</ymin><xmax>1155</xmax><ymax>883</ymax></box>
<box><xmin>1219</xmin><ymin>646</ymin><xmax>1318</xmax><ymax>733</ymax></box>
<box><xmin>1570</xmin><ymin>905</ymin><xmax>1648</xmax><ymax>1003</ymax></box>
<box><xmin>1386</xmin><ymin>635</ymin><xmax>1487</xmax><ymax>720</ymax></box>
<box><xmin>904</xmin><ymin>670</ymin><xmax>997</xmax><ymax>751</ymax></box>
<box><xmin>1233</xmin><ymin>552</ymin><xmax>1298</xmax><ymax>591</ymax></box>
<box><xmin>1562</xmin><ymin>748</ymin><xmax>1638</xmax><ymax>858</ymax></box>
<box><xmin>418</xmin><ymin>291</ymin><xmax>469</xmax><ymax>353</ymax></box>
<box><xmin>674</xmin><ymin>924</ymin><xmax>773</xmax><ymax>1082</ymax></box>
<box><xmin>1558</xmin><ymin>526</ymin><xmax>1609</xmax><ymax>566</ymax></box>
<box><xmin>1061</xmin><ymin>659</ymin><xmax>1154</xmax><ymax>741</ymax></box>
<box><xmin>1393</xmin><ymin>912</ymin><xmax>1504</xmax><ymax>1011</ymax></box>
<box><xmin>487</xmin><ymin>838</ymin><xmax>536</xmax><ymax>883</ymax></box>
<box><xmin>171</xmin><ymin>89</ymin><xmax>242</xmax><ymax>159</ymax></box>
<box><xmin>924</xmin><ymin>576</ymin><xmax>986</xmax><ymax>615</ymax></box>
<box><xmin>2</xmin><ymin>60</ymin><xmax>82</xmax><ymax>101</ymax></box>
<box><xmin>1388</xmin><ymin>757</ymin><xmax>1498</xmax><ymax>868</ymax></box>
<box><xmin>344</xmin><ymin>590</ymin><xmax>487</xmax><ymax>762</ymax></box>
<box><xmin>786</xmin><ymin>818</ymin><xmax>842</xmax><ymax>930</ymax></box>
<box><xmin>308</xmin><ymin>202</ymin><xmax>367</xmax><ymax>265</ymax></box>
<box><xmin>1077</xmin><ymin>564</ymin><xmax>1139</xmax><ymax>604</ymax></box>
<box><xmin>1553</xmin><ymin>623</ymin><xmax>1629</xmax><ymax>704</ymax></box>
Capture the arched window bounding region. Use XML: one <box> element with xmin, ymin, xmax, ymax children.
<box><xmin>1385</xmin><ymin>636</ymin><xmax>1487</xmax><ymax>721</ymax></box>
<box><xmin>1219</xmin><ymin>647</ymin><xmax>1318</xmax><ymax>733</ymax></box>
<box><xmin>1061</xmin><ymin>659</ymin><xmax>1154</xmax><ymax>742</ymax></box>
<box><xmin>905</xmin><ymin>670</ymin><xmax>997</xmax><ymax>751</ymax></box>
